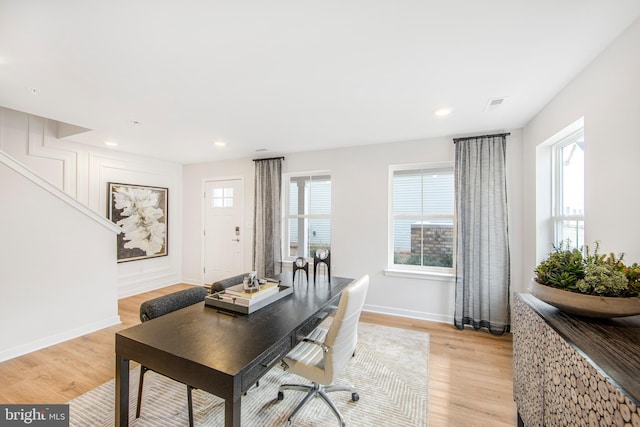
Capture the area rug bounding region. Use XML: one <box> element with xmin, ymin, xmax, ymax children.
<box><xmin>68</xmin><ymin>323</ymin><xmax>428</xmax><ymax>426</ymax></box>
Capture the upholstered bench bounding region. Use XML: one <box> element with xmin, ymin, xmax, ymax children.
<box><xmin>139</xmin><ymin>286</ymin><xmax>208</xmax><ymax>322</ymax></box>
<box><xmin>210</xmin><ymin>272</ymin><xmax>250</xmax><ymax>293</ymax></box>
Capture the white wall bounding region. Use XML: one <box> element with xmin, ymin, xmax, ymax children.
<box><xmin>0</xmin><ymin>156</ymin><xmax>120</xmax><ymax>362</ymax></box>
<box><xmin>521</xmin><ymin>18</ymin><xmax>640</xmax><ymax>290</ymax></box>
<box><xmin>0</xmin><ymin>107</ymin><xmax>183</xmax><ymax>297</ymax></box>
<box><xmin>183</xmin><ymin>131</ymin><xmax>524</xmax><ymax>323</ymax></box>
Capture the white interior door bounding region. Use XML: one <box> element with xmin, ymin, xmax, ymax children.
<box><xmin>204</xmin><ymin>179</ymin><xmax>244</xmax><ymax>283</ymax></box>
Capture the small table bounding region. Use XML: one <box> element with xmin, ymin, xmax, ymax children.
<box><xmin>115</xmin><ymin>275</ymin><xmax>353</xmax><ymax>427</ymax></box>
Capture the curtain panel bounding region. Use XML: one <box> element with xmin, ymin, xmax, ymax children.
<box><xmin>253</xmin><ymin>158</ymin><xmax>283</xmax><ymax>278</ymax></box>
<box><xmin>454</xmin><ymin>134</ymin><xmax>511</xmax><ymax>335</ymax></box>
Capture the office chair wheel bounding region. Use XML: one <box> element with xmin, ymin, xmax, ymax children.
<box><xmin>277</xmin><ymin>391</ymin><xmax>284</xmax><ymax>400</ymax></box>
<box><xmin>352</xmin><ymin>392</ymin><xmax>359</xmax><ymax>402</ymax></box>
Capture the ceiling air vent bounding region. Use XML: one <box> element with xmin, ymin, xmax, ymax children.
<box><xmin>485</xmin><ymin>97</ymin><xmax>507</xmax><ymax>112</ymax></box>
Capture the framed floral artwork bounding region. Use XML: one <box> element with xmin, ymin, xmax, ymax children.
<box><xmin>108</xmin><ymin>183</ymin><xmax>168</xmax><ymax>262</ymax></box>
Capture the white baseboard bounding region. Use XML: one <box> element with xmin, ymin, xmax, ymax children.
<box><xmin>363</xmin><ymin>304</ymin><xmax>453</xmax><ymax>324</ymax></box>
<box><xmin>181</xmin><ymin>277</ymin><xmax>204</xmax><ymax>286</ymax></box>
<box><xmin>0</xmin><ymin>315</ymin><xmax>121</xmax><ymax>363</ymax></box>
<box><xmin>117</xmin><ymin>274</ymin><xmax>182</xmax><ymax>298</ymax></box>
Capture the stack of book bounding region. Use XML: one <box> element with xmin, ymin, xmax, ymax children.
<box><xmin>214</xmin><ymin>281</ymin><xmax>279</xmax><ymax>307</ymax></box>
<box><xmin>205</xmin><ymin>277</ymin><xmax>292</xmax><ymax>314</ymax></box>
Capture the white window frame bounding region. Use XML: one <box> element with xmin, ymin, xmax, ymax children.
<box><xmin>387</xmin><ymin>162</ymin><xmax>455</xmax><ymax>278</ymax></box>
<box><xmin>552</xmin><ymin>128</ymin><xmax>585</xmax><ymax>249</ymax></box>
<box><xmin>282</xmin><ymin>171</ymin><xmax>332</xmax><ymax>262</ymax></box>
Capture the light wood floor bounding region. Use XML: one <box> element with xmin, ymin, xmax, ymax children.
<box><xmin>0</xmin><ymin>284</ymin><xmax>516</xmax><ymax>426</ymax></box>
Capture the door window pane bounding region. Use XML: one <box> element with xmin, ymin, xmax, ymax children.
<box><xmin>212</xmin><ymin>187</ymin><xmax>234</xmax><ymax>208</ymax></box>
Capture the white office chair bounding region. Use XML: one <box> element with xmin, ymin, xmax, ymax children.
<box><xmin>278</xmin><ymin>274</ymin><xmax>369</xmax><ymax>427</ymax></box>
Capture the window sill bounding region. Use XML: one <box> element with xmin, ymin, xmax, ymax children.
<box><xmin>383</xmin><ymin>268</ymin><xmax>455</xmax><ymax>283</ymax></box>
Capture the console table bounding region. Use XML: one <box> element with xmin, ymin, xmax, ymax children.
<box><xmin>513</xmin><ymin>293</ymin><xmax>640</xmax><ymax>426</ymax></box>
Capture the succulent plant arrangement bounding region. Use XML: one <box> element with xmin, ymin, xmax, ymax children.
<box><xmin>534</xmin><ymin>242</ymin><xmax>640</xmax><ymax>297</ymax></box>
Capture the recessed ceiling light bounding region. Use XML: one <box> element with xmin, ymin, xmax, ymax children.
<box><xmin>130</xmin><ymin>120</ymin><xmax>143</xmax><ymax>126</ymax></box>
<box><xmin>434</xmin><ymin>107</ymin><xmax>453</xmax><ymax>117</ymax></box>
<box><xmin>213</xmin><ymin>141</ymin><xmax>226</xmax><ymax>147</ymax></box>
<box><xmin>105</xmin><ymin>141</ymin><xmax>119</xmax><ymax>147</ymax></box>
<box><xmin>29</xmin><ymin>87</ymin><xmax>40</xmax><ymax>95</ymax></box>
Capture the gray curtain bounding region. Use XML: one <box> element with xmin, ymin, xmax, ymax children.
<box><xmin>454</xmin><ymin>134</ymin><xmax>510</xmax><ymax>335</ymax></box>
<box><xmin>253</xmin><ymin>158</ymin><xmax>283</xmax><ymax>278</ymax></box>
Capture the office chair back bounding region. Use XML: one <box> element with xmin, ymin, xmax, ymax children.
<box><xmin>322</xmin><ymin>274</ymin><xmax>369</xmax><ymax>383</ymax></box>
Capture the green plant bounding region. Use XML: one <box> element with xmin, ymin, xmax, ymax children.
<box><xmin>535</xmin><ymin>241</ymin><xmax>640</xmax><ymax>297</ymax></box>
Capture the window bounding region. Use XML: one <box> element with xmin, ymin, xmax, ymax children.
<box><xmin>390</xmin><ymin>163</ymin><xmax>454</xmax><ymax>273</ymax></box>
<box><xmin>284</xmin><ymin>172</ymin><xmax>331</xmax><ymax>259</ymax></box>
<box><xmin>211</xmin><ymin>187</ymin><xmax>234</xmax><ymax>208</ymax></box>
<box><xmin>552</xmin><ymin>129</ymin><xmax>585</xmax><ymax>249</ymax></box>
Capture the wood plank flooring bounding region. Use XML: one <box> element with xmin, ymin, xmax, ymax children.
<box><xmin>0</xmin><ymin>284</ymin><xmax>516</xmax><ymax>426</ymax></box>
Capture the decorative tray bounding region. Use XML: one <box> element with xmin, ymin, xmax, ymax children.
<box><xmin>205</xmin><ymin>283</ymin><xmax>293</xmax><ymax>315</ymax></box>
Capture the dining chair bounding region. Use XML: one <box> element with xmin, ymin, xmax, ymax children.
<box><xmin>137</xmin><ymin>286</ymin><xmax>208</xmax><ymax>427</ymax></box>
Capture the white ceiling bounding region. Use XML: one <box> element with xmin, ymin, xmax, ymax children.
<box><xmin>1</xmin><ymin>1</ymin><xmax>639</xmax><ymax>164</ymax></box>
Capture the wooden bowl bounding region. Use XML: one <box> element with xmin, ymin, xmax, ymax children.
<box><xmin>529</xmin><ymin>278</ymin><xmax>640</xmax><ymax>318</ymax></box>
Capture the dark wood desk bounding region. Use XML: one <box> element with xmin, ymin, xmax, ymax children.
<box><xmin>115</xmin><ymin>275</ymin><xmax>354</xmax><ymax>427</ymax></box>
